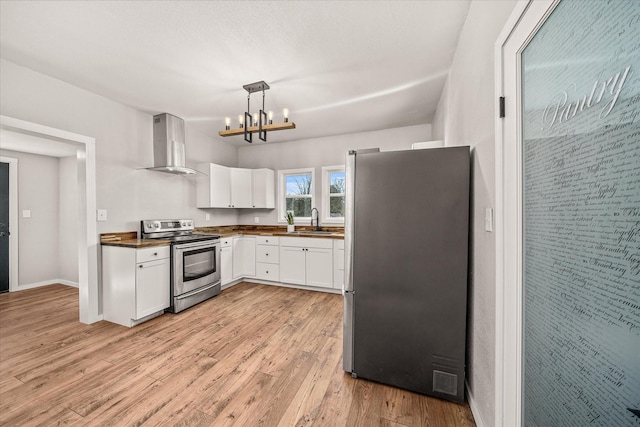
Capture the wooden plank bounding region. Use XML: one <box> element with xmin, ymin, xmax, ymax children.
<box><xmin>0</xmin><ymin>282</ymin><xmax>476</xmax><ymax>427</ymax></box>
<box><xmin>218</xmin><ymin>122</ymin><xmax>296</xmax><ymax>137</ymax></box>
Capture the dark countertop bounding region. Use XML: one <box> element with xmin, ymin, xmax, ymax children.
<box><xmin>101</xmin><ymin>239</ymin><xmax>171</xmax><ymax>248</ymax></box>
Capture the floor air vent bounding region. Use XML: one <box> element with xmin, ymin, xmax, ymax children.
<box><xmin>433</xmin><ymin>370</ymin><xmax>458</xmax><ymax>396</ymax></box>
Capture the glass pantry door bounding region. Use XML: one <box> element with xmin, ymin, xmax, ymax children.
<box><xmin>520</xmin><ymin>1</ymin><xmax>640</xmax><ymax>425</ymax></box>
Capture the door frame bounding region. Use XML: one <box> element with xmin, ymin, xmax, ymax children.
<box><xmin>0</xmin><ymin>115</ymin><xmax>101</xmax><ymax>324</ymax></box>
<box><xmin>494</xmin><ymin>1</ymin><xmax>557</xmax><ymax>426</ymax></box>
<box><xmin>0</xmin><ymin>156</ymin><xmax>18</xmax><ymax>292</ymax></box>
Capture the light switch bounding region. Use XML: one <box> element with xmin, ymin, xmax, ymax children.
<box><xmin>485</xmin><ymin>208</ymin><xmax>493</xmax><ymax>232</ymax></box>
<box><xmin>22</xmin><ymin>210</ymin><xmax>31</xmax><ymax>218</ymax></box>
<box><xmin>97</xmin><ymin>209</ymin><xmax>108</xmax><ymax>221</ymax></box>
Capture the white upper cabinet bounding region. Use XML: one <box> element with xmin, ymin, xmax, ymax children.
<box><xmin>197</xmin><ymin>163</ymin><xmax>231</xmax><ymax>208</ymax></box>
<box><xmin>197</xmin><ymin>163</ymin><xmax>274</xmax><ymax>209</ymax></box>
<box><xmin>252</xmin><ymin>169</ymin><xmax>275</xmax><ymax>209</ymax></box>
<box><xmin>230</xmin><ymin>168</ymin><xmax>253</xmax><ymax>208</ymax></box>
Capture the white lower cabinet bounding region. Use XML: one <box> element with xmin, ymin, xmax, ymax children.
<box><xmin>333</xmin><ymin>239</ymin><xmax>345</xmax><ymax>290</ymax></box>
<box><xmin>102</xmin><ymin>245</ymin><xmax>170</xmax><ymax>327</ymax></box>
<box><xmin>306</xmin><ymin>247</ymin><xmax>334</xmax><ymax>288</ymax></box>
<box><xmin>279</xmin><ymin>237</ymin><xmax>333</xmax><ymax>289</ymax></box>
<box><xmin>256</xmin><ymin>236</ymin><xmax>279</xmax><ymax>281</ymax></box>
<box><xmin>233</xmin><ymin>236</ymin><xmax>256</xmax><ymax>279</ymax></box>
<box><xmin>280</xmin><ymin>246</ymin><xmax>307</xmax><ymax>285</ymax></box>
<box><xmin>220</xmin><ymin>237</ymin><xmax>234</xmax><ymax>286</ymax></box>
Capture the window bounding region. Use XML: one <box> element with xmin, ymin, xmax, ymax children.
<box><xmin>278</xmin><ymin>168</ymin><xmax>315</xmax><ymax>223</ymax></box>
<box><xmin>322</xmin><ymin>166</ymin><xmax>345</xmax><ymax>223</ymax></box>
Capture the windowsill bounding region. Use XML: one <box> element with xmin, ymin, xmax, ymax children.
<box><xmin>322</xmin><ymin>219</ymin><xmax>345</xmax><ymax>225</ymax></box>
<box><xmin>277</xmin><ymin>219</ymin><xmax>312</xmax><ymax>225</ymax></box>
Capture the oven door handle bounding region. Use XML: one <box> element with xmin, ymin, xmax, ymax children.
<box><xmin>175</xmin><ymin>281</ymin><xmax>221</xmax><ymax>300</ymax></box>
<box><xmin>174</xmin><ymin>240</ymin><xmax>220</xmax><ymax>251</ymax></box>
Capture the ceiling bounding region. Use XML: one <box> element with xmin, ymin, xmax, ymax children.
<box><xmin>0</xmin><ymin>1</ymin><xmax>470</xmax><ymax>146</ymax></box>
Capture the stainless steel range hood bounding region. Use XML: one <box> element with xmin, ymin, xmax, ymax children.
<box><xmin>146</xmin><ymin>113</ymin><xmax>197</xmax><ymax>175</ymax></box>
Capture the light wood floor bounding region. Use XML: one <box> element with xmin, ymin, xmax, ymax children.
<box><xmin>0</xmin><ymin>283</ymin><xmax>476</xmax><ymax>426</ymax></box>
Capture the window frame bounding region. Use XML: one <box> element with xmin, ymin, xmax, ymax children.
<box><xmin>321</xmin><ymin>165</ymin><xmax>346</xmax><ymax>224</ymax></box>
<box><xmin>278</xmin><ymin>167</ymin><xmax>315</xmax><ymax>224</ymax></box>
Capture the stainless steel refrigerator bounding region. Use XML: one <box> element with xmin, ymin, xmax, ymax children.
<box><xmin>343</xmin><ymin>146</ymin><xmax>470</xmax><ymax>403</ymax></box>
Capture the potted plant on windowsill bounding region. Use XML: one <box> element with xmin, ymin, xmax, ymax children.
<box><xmin>285</xmin><ymin>211</ymin><xmax>295</xmax><ymax>233</ymax></box>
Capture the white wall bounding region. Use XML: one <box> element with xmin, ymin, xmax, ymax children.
<box><xmin>236</xmin><ymin>124</ymin><xmax>431</xmax><ymax>225</ymax></box>
<box><xmin>0</xmin><ymin>149</ymin><xmax>60</xmax><ymax>287</ymax></box>
<box><xmin>0</xmin><ymin>58</ymin><xmax>239</xmax><ymax>234</ymax></box>
<box><xmin>59</xmin><ymin>155</ymin><xmax>78</xmax><ymax>284</ymax></box>
<box><xmin>431</xmin><ymin>2</ymin><xmax>517</xmax><ymax>427</ymax></box>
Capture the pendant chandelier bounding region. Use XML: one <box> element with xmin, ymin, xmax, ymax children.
<box><xmin>219</xmin><ymin>81</ymin><xmax>295</xmax><ymax>143</ymax></box>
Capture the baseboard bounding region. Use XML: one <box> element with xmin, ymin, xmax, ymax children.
<box><xmin>57</xmin><ymin>279</ymin><xmax>79</xmax><ymax>288</ymax></box>
<box><xmin>466</xmin><ymin>379</ymin><xmax>486</xmax><ymax>427</ymax></box>
<box><xmin>243</xmin><ymin>278</ymin><xmax>342</xmax><ymax>294</ymax></box>
<box><xmin>221</xmin><ymin>279</ymin><xmax>243</xmax><ymax>290</ymax></box>
<box><xmin>17</xmin><ymin>279</ymin><xmax>79</xmax><ymax>291</ymax></box>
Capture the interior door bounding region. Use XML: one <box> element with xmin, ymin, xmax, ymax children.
<box><xmin>513</xmin><ymin>1</ymin><xmax>640</xmax><ymax>425</ymax></box>
<box><xmin>0</xmin><ymin>162</ymin><xmax>9</xmax><ymax>293</ymax></box>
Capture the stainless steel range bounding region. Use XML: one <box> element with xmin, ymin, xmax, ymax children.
<box><xmin>141</xmin><ymin>219</ymin><xmax>221</xmax><ymax>313</ymax></box>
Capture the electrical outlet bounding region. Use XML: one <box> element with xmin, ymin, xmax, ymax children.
<box><xmin>97</xmin><ymin>209</ymin><xmax>108</xmax><ymax>221</ymax></box>
<box><xmin>22</xmin><ymin>209</ymin><xmax>31</xmax><ymax>218</ymax></box>
<box><xmin>254</xmin><ymin>216</ymin><xmax>260</xmax><ymax>224</ymax></box>
<box><xmin>205</xmin><ymin>213</ymin><xmax>211</xmax><ymax>221</ymax></box>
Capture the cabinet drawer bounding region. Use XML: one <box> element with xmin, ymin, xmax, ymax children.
<box><xmin>257</xmin><ymin>245</ymin><xmax>279</xmax><ymax>263</ymax></box>
<box><xmin>256</xmin><ymin>263</ymin><xmax>280</xmax><ymax>281</ymax></box>
<box><xmin>136</xmin><ymin>246</ymin><xmax>170</xmax><ymax>263</ymax></box>
<box><xmin>256</xmin><ymin>236</ymin><xmax>279</xmax><ymax>246</ymax></box>
<box><xmin>279</xmin><ymin>236</ymin><xmax>333</xmax><ymax>249</ymax></box>
<box><xmin>220</xmin><ymin>237</ymin><xmax>234</xmax><ymax>247</ymax></box>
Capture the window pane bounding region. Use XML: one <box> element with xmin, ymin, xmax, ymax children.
<box><xmin>329</xmin><ymin>171</ymin><xmax>345</xmax><ymax>194</ymax></box>
<box><xmin>286</xmin><ymin>174</ymin><xmax>312</xmax><ymax>196</ymax></box>
<box><xmin>286</xmin><ymin>197</ymin><xmax>312</xmax><ymax>217</ymax></box>
<box><xmin>329</xmin><ymin>195</ymin><xmax>345</xmax><ymax>217</ymax></box>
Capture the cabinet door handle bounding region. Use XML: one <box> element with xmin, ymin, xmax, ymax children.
<box><xmin>266</xmin><ymin>253</ymin><xmax>269</xmax><ymax>256</ymax></box>
<box><xmin>153</xmin><ymin>252</ymin><xmax>158</xmax><ymax>256</ymax></box>
<box><xmin>139</xmin><ymin>265</ymin><xmax>143</xmax><ymax>269</ymax></box>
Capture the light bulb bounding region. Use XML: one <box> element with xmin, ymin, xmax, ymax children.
<box><xmin>283</xmin><ymin>108</ymin><xmax>289</xmax><ymax>123</ymax></box>
<box><xmin>238</xmin><ymin>114</ymin><xmax>244</xmax><ymax>128</ymax></box>
<box><xmin>224</xmin><ymin>117</ymin><xmax>231</xmax><ymax>130</ymax></box>
<box><xmin>268</xmin><ymin>110</ymin><xmax>273</xmax><ymax>124</ymax></box>
<box><xmin>253</xmin><ymin>113</ymin><xmax>258</xmax><ymax>126</ymax></box>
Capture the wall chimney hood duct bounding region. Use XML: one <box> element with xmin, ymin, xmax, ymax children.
<box><xmin>146</xmin><ymin>113</ymin><xmax>197</xmax><ymax>175</ymax></box>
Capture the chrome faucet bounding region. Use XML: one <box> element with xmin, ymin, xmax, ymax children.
<box><xmin>310</xmin><ymin>208</ymin><xmax>321</xmax><ymax>231</ymax></box>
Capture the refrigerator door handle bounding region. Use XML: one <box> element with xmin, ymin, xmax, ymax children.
<box><xmin>344</xmin><ymin>148</ymin><xmax>379</xmax><ymax>293</ymax></box>
<box><xmin>344</xmin><ymin>150</ymin><xmax>356</xmax><ymax>293</ymax></box>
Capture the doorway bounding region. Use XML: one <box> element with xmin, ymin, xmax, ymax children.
<box><xmin>0</xmin><ymin>156</ymin><xmax>18</xmax><ymax>293</ymax></box>
<box><xmin>0</xmin><ymin>115</ymin><xmax>100</xmax><ymax>324</ymax></box>
<box><xmin>0</xmin><ymin>161</ymin><xmax>9</xmax><ymax>293</ymax></box>
<box><xmin>496</xmin><ymin>0</ymin><xmax>640</xmax><ymax>426</ymax></box>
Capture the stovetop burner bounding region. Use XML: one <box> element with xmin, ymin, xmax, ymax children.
<box><xmin>140</xmin><ymin>219</ymin><xmax>219</xmax><ymax>244</ymax></box>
